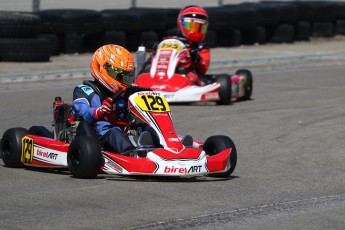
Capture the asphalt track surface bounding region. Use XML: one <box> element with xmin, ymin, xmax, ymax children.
<box><xmin>1</xmin><ymin>41</ymin><xmax>345</xmax><ymax>229</ymax></box>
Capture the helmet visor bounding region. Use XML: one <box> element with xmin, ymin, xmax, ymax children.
<box><xmin>105</xmin><ymin>64</ymin><xmax>135</xmax><ymax>86</ymax></box>
<box><xmin>181</xmin><ymin>14</ymin><xmax>208</xmax><ymax>35</ymax></box>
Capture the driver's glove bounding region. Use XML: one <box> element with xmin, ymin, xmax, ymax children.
<box><xmin>94</xmin><ymin>97</ymin><xmax>113</xmax><ymax>120</ymax></box>
<box><xmin>189</xmin><ymin>49</ymin><xmax>201</xmax><ymax>64</ymax></box>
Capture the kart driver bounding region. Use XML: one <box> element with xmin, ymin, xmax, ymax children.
<box><xmin>141</xmin><ymin>5</ymin><xmax>210</xmax><ymax>85</ymax></box>
<box><xmin>175</xmin><ymin>5</ymin><xmax>211</xmax><ymax>85</ymax></box>
<box><xmin>72</xmin><ymin>44</ymin><xmax>149</xmax><ymax>154</ymax></box>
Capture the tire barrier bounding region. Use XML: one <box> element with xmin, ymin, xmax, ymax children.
<box><xmin>0</xmin><ymin>38</ymin><xmax>51</xmax><ymax>62</ymax></box>
<box><xmin>295</xmin><ymin>1</ymin><xmax>336</xmax><ymax>22</ymax></box>
<box><xmin>295</xmin><ymin>21</ymin><xmax>312</xmax><ymax>41</ymax></box>
<box><xmin>336</xmin><ymin>20</ymin><xmax>345</xmax><ymax>35</ymax></box>
<box><xmin>101</xmin><ymin>9</ymin><xmax>141</xmax><ymax>33</ymax></box>
<box><xmin>270</xmin><ymin>24</ymin><xmax>295</xmax><ymax>43</ymax></box>
<box><xmin>0</xmin><ymin>1</ymin><xmax>345</xmax><ymax>62</ymax></box>
<box><xmin>265</xmin><ymin>2</ymin><xmax>298</xmax><ymax>24</ymax></box>
<box><xmin>335</xmin><ymin>2</ymin><xmax>345</xmax><ymax>35</ymax></box>
<box><xmin>38</xmin><ymin>9</ymin><xmax>103</xmax><ymax>54</ymax></box>
<box><xmin>39</xmin><ymin>33</ymin><xmax>59</xmax><ymax>55</ymax></box>
<box><xmin>241</xmin><ymin>26</ymin><xmax>266</xmax><ymax>45</ymax></box>
<box><xmin>0</xmin><ymin>11</ymin><xmax>41</xmax><ymax>38</ymax></box>
<box><xmin>0</xmin><ymin>11</ymin><xmax>52</xmax><ymax>62</ymax></box>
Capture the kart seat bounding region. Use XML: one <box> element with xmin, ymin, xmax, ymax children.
<box><xmin>54</xmin><ymin>103</ymin><xmax>71</xmax><ymax>140</ymax></box>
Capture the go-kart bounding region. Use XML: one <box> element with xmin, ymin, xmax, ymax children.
<box><xmin>1</xmin><ymin>87</ymin><xmax>237</xmax><ymax>178</ymax></box>
<box><xmin>134</xmin><ymin>38</ymin><xmax>253</xmax><ymax>105</ymax></box>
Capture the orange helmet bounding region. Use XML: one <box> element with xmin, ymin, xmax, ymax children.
<box><xmin>90</xmin><ymin>44</ymin><xmax>135</xmax><ymax>93</ymax></box>
<box><xmin>177</xmin><ymin>5</ymin><xmax>208</xmax><ymax>43</ymax></box>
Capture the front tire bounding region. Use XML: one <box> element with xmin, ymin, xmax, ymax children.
<box><xmin>215</xmin><ymin>74</ymin><xmax>232</xmax><ymax>105</ymax></box>
<box><xmin>203</xmin><ymin>135</ymin><xmax>237</xmax><ymax>177</ymax></box>
<box><xmin>1</xmin><ymin>128</ymin><xmax>29</xmax><ymax>167</ymax></box>
<box><xmin>67</xmin><ymin>136</ymin><xmax>102</xmax><ymax>179</ymax></box>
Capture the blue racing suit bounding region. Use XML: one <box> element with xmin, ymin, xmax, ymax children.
<box><xmin>72</xmin><ymin>83</ymin><xmax>134</xmax><ymax>153</ymax></box>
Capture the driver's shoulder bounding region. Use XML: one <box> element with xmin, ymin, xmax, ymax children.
<box><xmin>75</xmin><ymin>84</ymin><xmax>94</xmax><ymax>96</ymax></box>
<box><xmin>73</xmin><ymin>83</ymin><xmax>97</xmax><ymax>103</ymax></box>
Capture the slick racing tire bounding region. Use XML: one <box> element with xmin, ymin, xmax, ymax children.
<box><xmin>75</xmin><ymin>121</ymin><xmax>98</xmax><ymax>138</ymax></box>
<box><xmin>67</xmin><ymin>136</ymin><xmax>102</xmax><ymax>179</ymax></box>
<box><xmin>215</xmin><ymin>74</ymin><xmax>232</xmax><ymax>105</ymax></box>
<box><xmin>1</xmin><ymin>128</ymin><xmax>29</xmax><ymax>168</ymax></box>
<box><xmin>236</xmin><ymin>69</ymin><xmax>253</xmax><ymax>101</ymax></box>
<box><xmin>204</xmin><ymin>135</ymin><xmax>237</xmax><ymax>177</ymax></box>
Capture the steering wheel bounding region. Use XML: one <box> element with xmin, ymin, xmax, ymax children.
<box><xmin>111</xmin><ymin>86</ymin><xmax>152</xmax><ymax>103</ymax></box>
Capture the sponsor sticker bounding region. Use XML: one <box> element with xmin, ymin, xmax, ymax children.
<box><xmin>106</xmin><ymin>160</ymin><xmax>123</xmax><ymax>173</ymax></box>
<box><xmin>162</xmin><ymin>94</ymin><xmax>174</xmax><ymax>100</ymax></box>
<box><xmin>36</xmin><ymin>149</ymin><xmax>58</xmax><ymax>160</ymax></box>
<box><xmin>164</xmin><ymin>165</ymin><xmax>203</xmax><ymax>174</ymax></box>
<box><xmin>204</xmin><ymin>92</ymin><xmax>219</xmax><ymax>100</ymax></box>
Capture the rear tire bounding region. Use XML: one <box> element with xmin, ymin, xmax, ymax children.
<box><xmin>67</xmin><ymin>136</ymin><xmax>102</xmax><ymax>179</ymax></box>
<box><xmin>1</xmin><ymin>128</ymin><xmax>29</xmax><ymax>168</ymax></box>
<box><xmin>215</xmin><ymin>74</ymin><xmax>232</xmax><ymax>105</ymax></box>
<box><xmin>203</xmin><ymin>135</ymin><xmax>237</xmax><ymax>177</ymax></box>
<box><xmin>75</xmin><ymin>121</ymin><xmax>98</xmax><ymax>138</ymax></box>
<box><xmin>236</xmin><ymin>69</ymin><xmax>253</xmax><ymax>101</ymax></box>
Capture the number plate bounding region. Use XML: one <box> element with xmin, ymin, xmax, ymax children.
<box><xmin>134</xmin><ymin>94</ymin><xmax>170</xmax><ymax>112</ymax></box>
<box><xmin>21</xmin><ymin>137</ymin><xmax>34</xmax><ymax>163</ymax></box>
<box><xmin>158</xmin><ymin>40</ymin><xmax>184</xmax><ymax>52</ymax></box>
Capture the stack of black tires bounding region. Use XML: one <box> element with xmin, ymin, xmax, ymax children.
<box><xmin>0</xmin><ymin>11</ymin><xmax>51</xmax><ymax>62</ymax></box>
<box><xmin>1</xmin><ymin>1</ymin><xmax>345</xmax><ymax>62</ymax></box>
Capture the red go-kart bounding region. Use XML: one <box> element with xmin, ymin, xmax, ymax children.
<box><xmin>1</xmin><ymin>88</ymin><xmax>237</xmax><ymax>178</ymax></box>
<box><xmin>134</xmin><ymin>38</ymin><xmax>253</xmax><ymax>105</ymax></box>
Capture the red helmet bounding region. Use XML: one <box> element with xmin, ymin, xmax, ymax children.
<box><xmin>177</xmin><ymin>5</ymin><xmax>208</xmax><ymax>43</ymax></box>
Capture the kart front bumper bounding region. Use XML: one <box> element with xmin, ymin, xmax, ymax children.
<box><xmin>102</xmin><ymin>148</ymin><xmax>233</xmax><ymax>177</ymax></box>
